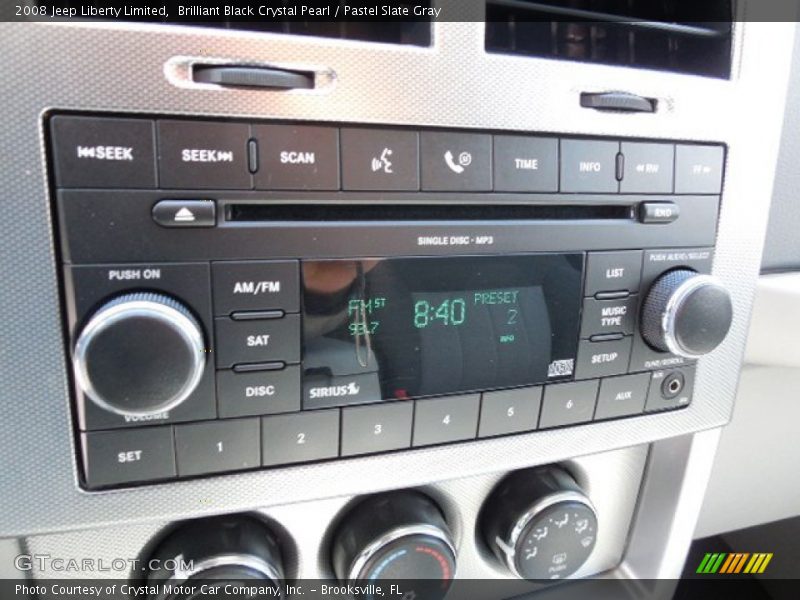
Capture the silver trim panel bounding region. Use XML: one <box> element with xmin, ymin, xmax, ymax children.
<box><xmin>0</xmin><ymin>16</ymin><xmax>793</xmax><ymax>536</ymax></box>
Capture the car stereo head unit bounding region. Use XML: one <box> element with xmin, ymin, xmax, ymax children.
<box><xmin>48</xmin><ymin>113</ymin><xmax>732</xmax><ymax>489</ymax></box>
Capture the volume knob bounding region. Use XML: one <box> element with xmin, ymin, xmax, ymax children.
<box><xmin>73</xmin><ymin>292</ymin><xmax>206</xmax><ymax>417</ymax></box>
<box><xmin>640</xmin><ymin>269</ymin><xmax>733</xmax><ymax>358</ymax></box>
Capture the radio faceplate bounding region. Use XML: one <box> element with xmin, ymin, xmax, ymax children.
<box><xmin>50</xmin><ymin>113</ymin><xmax>725</xmax><ymax>489</ymax></box>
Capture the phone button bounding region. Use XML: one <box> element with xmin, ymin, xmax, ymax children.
<box><xmin>420</xmin><ymin>132</ymin><xmax>492</xmax><ymax>191</ymax></box>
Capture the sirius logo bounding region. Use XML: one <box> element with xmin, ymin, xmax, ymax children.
<box><xmin>309</xmin><ymin>382</ymin><xmax>361</xmax><ymax>399</ymax></box>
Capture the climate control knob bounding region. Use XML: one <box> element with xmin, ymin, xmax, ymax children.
<box><xmin>73</xmin><ymin>292</ymin><xmax>206</xmax><ymax>417</ymax></box>
<box><xmin>331</xmin><ymin>491</ymin><xmax>456</xmax><ymax>598</ymax></box>
<box><xmin>640</xmin><ymin>269</ymin><xmax>732</xmax><ymax>358</ymax></box>
<box><xmin>481</xmin><ymin>466</ymin><xmax>597</xmax><ymax>580</ymax></box>
<box><xmin>146</xmin><ymin>515</ymin><xmax>284</xmax><ymax>599</ymax></box>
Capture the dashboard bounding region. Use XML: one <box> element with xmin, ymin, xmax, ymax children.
<box><xmin>0</xmin><ymin>5</ymin><xmax>796</xmax><ymax>599</ymax></box>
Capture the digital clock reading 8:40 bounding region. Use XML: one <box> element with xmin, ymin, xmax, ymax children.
<box><xmin>413</xmin><ymin>298</ymin><xmax>467</xmax><ymax>328</ymax></box>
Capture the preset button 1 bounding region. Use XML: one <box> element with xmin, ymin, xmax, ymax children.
<box><xmin>174</xmin><ymin>418</ymin><xmax>261</xmax><ymax>477</ymax></box>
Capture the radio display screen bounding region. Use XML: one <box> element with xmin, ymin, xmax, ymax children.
<box><xmin>301</xmin><ymin>254</ymin><xmax>584</xmax><ymax>407</ymax></box>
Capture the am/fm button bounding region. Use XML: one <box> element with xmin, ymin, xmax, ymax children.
<box><xmin>212</xmin><ymin>260</ymin><xmax>299</xmax><ymax>315</ymax></box>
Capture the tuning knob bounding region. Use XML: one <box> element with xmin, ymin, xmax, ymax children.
<box><xmin>331</xmin><ymin>491</ymin><xmax>456</xmax><ymax>599</ymax></box>
<box><xmin>640</xmin><ymin>269</ymin><xmax>732</xmax><ymax>358</ymax></box>
<box><xmin>73</xmin><ymin>292</ymin><xmax>206</xmax><ymax>417</ymax></box>
<box><xmin>146</xmin><ymin>515</ymin><xmax>284</xmax><ymax>599</ymax></box>
<box><xmin>481</xmin><ymin>466</ymin><xmax>597</xmax><ymax>580</ymax></box>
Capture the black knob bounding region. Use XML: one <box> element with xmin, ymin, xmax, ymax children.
<box><xmin>146</xmin><ymin>515</ymin><xmax>284</xmax><ymax>600</ymax></box>
<box><xmin>332</xmin><ymin>491</ymin><xmax>456</xmax><ymax>599</ymax></box>
<box><xmin>73</xmin><ymin>292</ymin><xmax>206</xmax><ymax>417</ymax></box>
<box><xmin>640</xmin><ymin>269</ymin><xmax>732</xmax><ymax>358</ymax></box>
<box><xmin>481</xmin><ymin>466</ymin><xmax>597</xmax><ymax>580</ymax></box>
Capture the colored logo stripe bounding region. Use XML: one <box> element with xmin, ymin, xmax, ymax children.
<box><xmin>744</xmin><ymin>553</ymin><xmax>774</xmax><ymax>574</ymax></box>
<box><xmin>696</xmin><ymin>553</ymin><xmax>726</xmax><ymax>573</ymax></box>
<box><xmin>697</xmin><ymin>552</ymin><xmax>773</xmax><ymax>574</ymax></box>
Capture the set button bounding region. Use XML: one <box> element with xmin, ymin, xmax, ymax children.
<box><xmin>81</xmin><ymin>427</ymin><xmax>175</xmax><ymax>487</ymax></box>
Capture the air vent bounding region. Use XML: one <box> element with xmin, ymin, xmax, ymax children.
<box><xmin>33</xmin><ymin>2</ymin><xmax>431</xmax><ymax>47</ymax></box>
<box><xmin>485</xmin><ymin>0</ymin><xmax>733</xmax><ymax>78</ymax></box>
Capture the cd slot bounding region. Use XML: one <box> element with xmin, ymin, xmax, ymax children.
<box><xmin>227</xmin><ymin>203</ymin><xmax>634</xmax><ymax>222</ymax></box>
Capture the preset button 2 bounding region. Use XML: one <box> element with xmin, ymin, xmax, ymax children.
<box><xmin>262</xmin><ymin>409</ymin><xmax>340</xmax><ymax>466</ymax></box>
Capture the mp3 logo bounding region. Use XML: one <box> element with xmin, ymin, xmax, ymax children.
<box><xmin>308</xmin><ymin>382</ymin><xmax>361</xmax><ymax>399</ymax></box>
